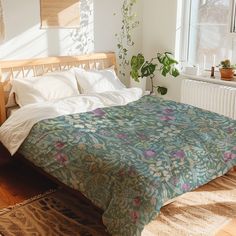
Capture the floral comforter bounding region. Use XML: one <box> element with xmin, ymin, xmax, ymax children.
<box><xmin>19</xmin><ymin>95</ymin><xmax>236</xmax><ymax>236</ymax></box>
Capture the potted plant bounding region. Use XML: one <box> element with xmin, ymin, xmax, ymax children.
<box><xmin>130</xmin><ymin>52</ymin><xmax>179</xmax><ymax>95</ymax></box>
<box><xmin>219</xmin><ymin>59</ymin><xmax>235</xmax><ymax>81</ymax></box>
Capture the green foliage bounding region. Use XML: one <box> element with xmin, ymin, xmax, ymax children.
<box><xmin>157</xmin><ymin>86</ymin><xmax>168</xmax><ymax>95</ymax></box>
<box><xmin>130</xmin><ymin>54</ymin><xmax>145</xmax><ymax>81</ymax></box>
<box><xmin>220</xmin><ymin>59</ymin><xmax>236</xmax><ymax>69</ymax></box>
<box><xmin>116</xmin><ymin>0</ymin><xmax>139</xmax><ymax>78</ymax></box>
<box><xmin>141</xmin><ymin>62</ymin><xmax>157</xmax><ymax>78</ymax></box>
<box><xmin>157</xmin><ymin>52</ymin><xmax>180</xmax><ymax>77</ymax></box>
<box><xmin>130</xmin><ymin>52</ymin><xmax>180</xmax><ymax>94</ymax></box>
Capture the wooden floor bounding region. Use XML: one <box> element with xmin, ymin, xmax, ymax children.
<box><xmin>0</xmin><ymin>158</ymin><xmax>57</xmax><ymax>208</ymax></box>
<box><xmin>0</xmin><ymin>152</ymin><xmax>236</xmax><ymax>235</ymax></box>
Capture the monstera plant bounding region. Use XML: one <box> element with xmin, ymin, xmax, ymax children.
<box><xmin>130</xmin><ymin>52</ymin><xmax>180</xmax><ymax>95</ymax></box>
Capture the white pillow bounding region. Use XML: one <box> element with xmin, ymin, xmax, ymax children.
<box><xmin>5</xmin><ymin>89</ymin><xmax>17</xmax><ymax>108</ymax></box>
<box><xmin>12</xmin><ymin>70</ymin><xmax>79</xmax><ymax>107</ymax></box>
<box><xmin>73</xmin><ymin>67</ymin><xmax>126</xmax><ymax>94</ymax></box>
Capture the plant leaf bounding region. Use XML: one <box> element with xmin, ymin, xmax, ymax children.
<box><xmin>141</xmin><ymin>63</ymin><xmax>157</xmax><ymax>77</ymax></box>
<box><xmin>131</xmin><ymin>54</ymin><xmax>145</xmax><ymax>70</ymax></box>
<box><xmin>171</xmin><ymin>67</ymin><xmax>180</xmax><ymax>77</ymax></box>
<box><xmin>161</xmin><ymin>65</ymin><xmax>171</xmax><ymax>77</ymax></box>
<box><xmin>157</xmin><ymin>86</ymin><xmax>168</xmax><ymax>95</ymax></box>
<box><xmin>130</xmin><ymin>70</ymin><xmax>139</xmax><ymax>81</ymax></box>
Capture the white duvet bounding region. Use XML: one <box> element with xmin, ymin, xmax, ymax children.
<box><xmin>0</xmin><ymin>88</ymin><xmax>143</xmax><ymax>156</ymax></box>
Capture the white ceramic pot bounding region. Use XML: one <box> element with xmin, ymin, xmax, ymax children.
<box><xmin>130</xmin><ymin>77</ymin><xmax>147</xmax><ymax>93</ymax></box>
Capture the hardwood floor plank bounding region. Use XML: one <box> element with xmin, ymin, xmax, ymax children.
<box><xmin>0</xmin><ymin>198</ymin><xmax>7</xmax><ymax>209</ymax></box>
<box><xmin>219</xmin><ymin>219</ymin><xmax>236</xmax><ymax>236</ymax></box>
<box><xmin>216</xmin><ymin>230</ymin><xmax>235</xmax><ymax>236</ymax></box>
<box><xmin>0</xmin><ymin>154</ymin><xmax>236</xmax><ymax>235</ymax></box>
<box><xmin>0</xmin><ymin>158</ymin><xmax>57</xmax><ymax>206</ymax></box>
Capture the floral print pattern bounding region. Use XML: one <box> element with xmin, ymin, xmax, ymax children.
<box><xmin>19</xmin><ymin>95</ymin><xmax>236</xmax><ymax>236</ymax></box>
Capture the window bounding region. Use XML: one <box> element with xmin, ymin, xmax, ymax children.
<box><xmin>180</xmin><ymin>0</ymin><xmax>236</xmax><ymax>70</ymax></box>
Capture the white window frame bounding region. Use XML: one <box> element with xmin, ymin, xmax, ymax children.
<box><xmin>175</xmin><ymin>0</ymin><xmax>191</xmax><ymax>64</ymax></box>
<box><xmin>178</xmin><ymin>0</ymin><xmax>236</xmax><ymax>68</ymax></box>
<box><xmin>230</xmin><ymin>0</ymin><xmax>236</xmax><ymax>33</ymax></box>
<box><xmin>181</xmin><ymin>0</ymin><xmax>191</xmax><ymax>63</ymax></box>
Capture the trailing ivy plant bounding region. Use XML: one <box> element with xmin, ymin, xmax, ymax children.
<box><xmin>130</xmin><ymin>52</ymin><xmax>180</xmax><ymax>95</ymax></box>
<box><xmin>116</xmin><ymin>0</ymin><xmax>139</xmax><ymax>78</ymax></box>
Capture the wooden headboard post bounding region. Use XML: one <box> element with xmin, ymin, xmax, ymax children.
<box><xmin>0</xmin><ymin>52</ymin><xmax>117</xmax><ymax>125</ymax></box>
<box><xmin>0</xmin><ymin>66</ymin><xmax>6</xmax><ymax>124</ymax></box>
<box><xmin>0</xmin><ymin>85</ymin><xmax>5</xmax><ymax>124</ymax></box>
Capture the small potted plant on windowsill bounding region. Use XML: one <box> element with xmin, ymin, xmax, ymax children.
<box><xmin>130</xmin><ymin>52</ymin><xmax>179</xmax><ymax>95</ymax></box>
<box><xmin>219</xmin><ymin>59</ymin><xmax>236</xmax><ymax>81</ymax></box>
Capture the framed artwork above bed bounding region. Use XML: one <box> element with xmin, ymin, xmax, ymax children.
<box><xmin>40</xmin><ymin>0</ymin><xmax>80</xmax><ymax>28</ymax></box>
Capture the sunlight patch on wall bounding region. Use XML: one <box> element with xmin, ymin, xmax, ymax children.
<box><xmin>0</xmin><ymin>24</ymin><xmax>49</xmax><ymax>59</ymax></box>
<box><xmin>0</xmin><ymin>0</ymin><xmax>94</xmax><ymax>59</ymax></box>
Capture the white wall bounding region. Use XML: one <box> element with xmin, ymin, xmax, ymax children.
<box><xmin>0</xmin><ymin>0</ymin><xmax>125</xmax><ymax>58</ymax></box>
<box><xmin>0</xmin><ymin>0</ymin><xmax>94</xmax><ymax>59</ymax></box>
<box><xmin>0</xmin><ymin>0</ymin><xmax>143</xmax><ymax>85</ymax></box>
<box><xmin>93</xmin><ymin>0</ymin><xmax>143</xmax><ymax>85</ymax></box>
<box><xmin>0</xmin><ymin>0</ymin><xmax>181</xmax><ymax>97</ymax></box>
<box><xmin>142</xmin><ymin>0</ymin><xmax>182</xmax><ymax>102</ymax></box>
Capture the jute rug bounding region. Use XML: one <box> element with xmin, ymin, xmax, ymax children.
<box><xmin>143</xmin><ymin>171</ymin><xmax>236</xmax><ymax>236</ymax></box>
<box><xmin>0</xmin><ymin>171</ymin><xmax>236</xmax><ymax>236</ymax></box>
<box><xmin>0</xmin><ymin>189</ymin><xmax>109</xmax><ymax>236</ymax></box>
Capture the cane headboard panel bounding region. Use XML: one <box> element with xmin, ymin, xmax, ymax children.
<box><xmin>0</xmin><ymin>52</ymin><xmax>117</xmax><ymax>124</ymax></box>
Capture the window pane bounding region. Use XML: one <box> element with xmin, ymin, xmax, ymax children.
<box><xmin>188</xmin><ymin>0</ymin><xmax>232</xmax><ymax>70</ymax></box>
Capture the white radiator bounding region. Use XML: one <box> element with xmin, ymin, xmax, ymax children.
<box><xmin>181</xmin><ymin>79</ymin><xmax>236</xmax><ymax>120</ymax></box>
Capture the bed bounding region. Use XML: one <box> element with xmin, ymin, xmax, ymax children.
<box><xmin>0</xmin><ymin>52</ymin><xmax>236</xmax><ymax>236</ymax></box>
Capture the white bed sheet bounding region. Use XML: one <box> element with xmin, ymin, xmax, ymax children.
<box><xmin>6</xmin><ymin>106</ymin><xmax>20</xmax><ymax>117</ymax></box>
<box><xmin>0</xmin><ymin>88</ymin><xmax>143</xmax><ymax>155</ymax></box>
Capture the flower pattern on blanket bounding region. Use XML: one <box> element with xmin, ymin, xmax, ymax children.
<box><xmin>19</xmin><ymin>95</ymin><xmax>236</xmax><ymax>236</ymax></box>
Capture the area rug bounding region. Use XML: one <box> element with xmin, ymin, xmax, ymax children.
<box><xmin>0</xmin><ymin>189</ymin><xmax>109</xmax><ymax>236</ymax></box>
<box><xmin>143</xmin><ymin>171</ymin><xmax>236</xmax><ymax>236</ymax></box>
<box><xmin>0</xmin><ymin>171</ymin><xmax>236</xmax><ymax>236</ymax></box>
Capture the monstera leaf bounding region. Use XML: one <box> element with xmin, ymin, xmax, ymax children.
<box><xmin>130</xmin><ymin>54</ymin><xmax>145</xmax><ymax>80</ymax></box>
<box><xmin>131</xmin><ymin>53</ymin><xmax>145</xmax><ymax>69</ymax></box>
<box><xmin>141</xmin><ymin>62</ymin><xmax>157</xmax><ymax>78</ymax></box>
<box><xmin>157</xmin><ymin>86</ymin><xmax>168</xmax><ymax>95</ymax></box>
<box><xmin>157</xmin><ymin>52</ymin><xmax>179</xmax><ymax>78</ymax></box>
<box><xmin>130</xmin><ymin>70</ymin><xmax>140</xmax><ymax>82</ymax></box>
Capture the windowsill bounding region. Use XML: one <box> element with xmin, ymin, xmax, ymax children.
<box><xmin>181</xmin><ymin>73</ymin><xmax>236</xmax><ymax>88</ymax></box>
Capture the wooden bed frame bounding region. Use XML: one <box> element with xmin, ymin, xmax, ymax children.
<box><xmin>0</xmin><ymin>52</ymin><xmax>117</xmax><ymax>125</ymax></box>
<box><xmin>0</xmin><ymin>52</ymin><xmax>236</xmax><ymax>236</ymax></box>
<box><xmin>0</xmin><ymin>52</ymin><xmax>118</xmax><ymax>218</ymax></box>
<box><xmin>0</xmin><ymin>52</ymin><xmax>235</xmax><ymax>187</ymax></box>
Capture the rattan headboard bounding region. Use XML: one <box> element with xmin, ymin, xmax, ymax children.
<box><xmin>0</xmin><ymin>52</ymin><xmax>117</xmax><ymax>125</ymax></box>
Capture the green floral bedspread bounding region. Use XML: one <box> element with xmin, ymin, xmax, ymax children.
<box><xmin>19</xmin><ymin>95</ymin><xmax>236</xmax><ymax>236</ymax></box>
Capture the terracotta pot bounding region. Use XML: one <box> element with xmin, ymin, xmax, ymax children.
<box><xmin>220</xmin><ymin>68</ymin><xmax>234</xmax><ymax>81</ymax></box>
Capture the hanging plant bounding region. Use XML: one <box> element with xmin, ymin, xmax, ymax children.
<box><xmin>115</xmin><ymin>0</ymin><xmax>139</xmax><ymax>78</ymax></box>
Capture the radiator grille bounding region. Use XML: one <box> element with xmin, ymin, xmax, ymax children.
<box><xmin>181</xmin><ymin>79</ymin><xmax>236</xmax><ymax>120</ymax></box>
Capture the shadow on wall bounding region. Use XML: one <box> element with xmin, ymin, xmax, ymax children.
<box><xmin>67</xmin><ymin>0</ymin><xmax>94</xmax><ymax>55</ymax></box>
<box><xmin>0</xmin><ymin>0</ymin><xmax>94</xmax><ymax>59</ymax></box>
